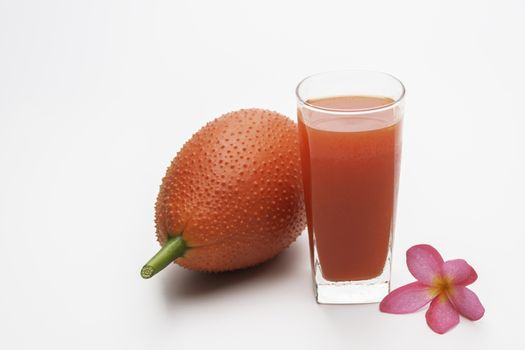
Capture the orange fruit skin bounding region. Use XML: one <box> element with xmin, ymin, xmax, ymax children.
<box><xmin>155</xmin><ymin>109</ymin><xmax>306</xmax><ymax>272</ymax></box>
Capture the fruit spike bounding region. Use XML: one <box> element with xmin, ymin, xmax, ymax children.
<box><xmin>141</xmin><ymin>235</ymin><xmax>187</xmax><ymax>279</ymax></box>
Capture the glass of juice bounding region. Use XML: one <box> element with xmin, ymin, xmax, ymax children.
<box><xmin>296</xmin><ymin>70</ymin><xmax>405</xmax><ymax>304</ymax></box>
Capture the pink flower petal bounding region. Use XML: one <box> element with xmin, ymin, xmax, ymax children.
<box><xmin>442</xmin><ymin>259</ymin><xmax>478</xmax><ymax>286</ymax></box>
<box><xmin>425</xmin><ymin>295</ymin><xmax>460</xmax><ymax>334</ymax></box>
<box><xmin>380</xmin><ymin>282</ymin><xmax>436</xmax><ymax>314</ymax></box>
<box><xmin>448</xmin><ymin>286</ymin><xmax>485</xmax><ymax>321</ymax></box>
<box><xmin>406</xmin><ymin>244</ymin><xmax>444</xmax><ymax>285</ymax></box>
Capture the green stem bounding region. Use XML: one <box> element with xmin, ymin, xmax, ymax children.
<box><xmin>141</xmin><ymin>235</ymin><xmax>187</xmax><ymax>279</ymax></box>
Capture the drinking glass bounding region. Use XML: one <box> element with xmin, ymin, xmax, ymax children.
<box><xmin>296</xmin><ymin>70</ymin><xmax>405</xmax><ymax>304</ymax></box>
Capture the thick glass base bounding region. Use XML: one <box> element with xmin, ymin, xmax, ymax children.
<box><xmin>313</xmin><ymin>242</ymin><xmax>391</xmax><ymax>304</ymax></box>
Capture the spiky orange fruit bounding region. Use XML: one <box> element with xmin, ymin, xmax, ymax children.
<box><xmin>141</xmin><ymin>109</ymin><xmax>306</xmax><ymax>277</ymax></box>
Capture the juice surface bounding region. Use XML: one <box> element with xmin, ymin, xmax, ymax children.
<box><xmin>298</xmin><ymin>96</ymin><xmax>402</xmax><ymax>281</ymax></box>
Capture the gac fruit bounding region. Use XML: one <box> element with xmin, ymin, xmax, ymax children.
<box><xmin>141</xmin><ymin>109</ymin><xmax>306</xmax><ymax>278</ymax></box>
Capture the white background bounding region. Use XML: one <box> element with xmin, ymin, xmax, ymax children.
<box><xmin>1</xmin><ymin>0</ymin><xmax>524</xmax><ymax>349</ymax></box>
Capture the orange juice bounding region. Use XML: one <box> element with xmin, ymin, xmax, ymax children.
<box><xmin>298</xmin><ymin>96</ymin><xmax>402</xmax><ymax>281</ymax></box>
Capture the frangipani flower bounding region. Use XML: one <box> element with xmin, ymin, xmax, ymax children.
<box><xmin>380</xmin><ymin>244</ymin><xmax>485</xmax><ymax>334</ymax></box>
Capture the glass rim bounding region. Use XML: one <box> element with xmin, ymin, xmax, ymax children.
<box><xmin>295</xmin><ymin>69</ymin><xmax>406</xmax><ymax>115</ymax></box>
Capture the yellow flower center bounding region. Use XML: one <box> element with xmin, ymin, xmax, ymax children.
<box><xmin>430</xmin><ymin>275</ymin><xmax>454</xmax><ymax>300</ymax></box>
